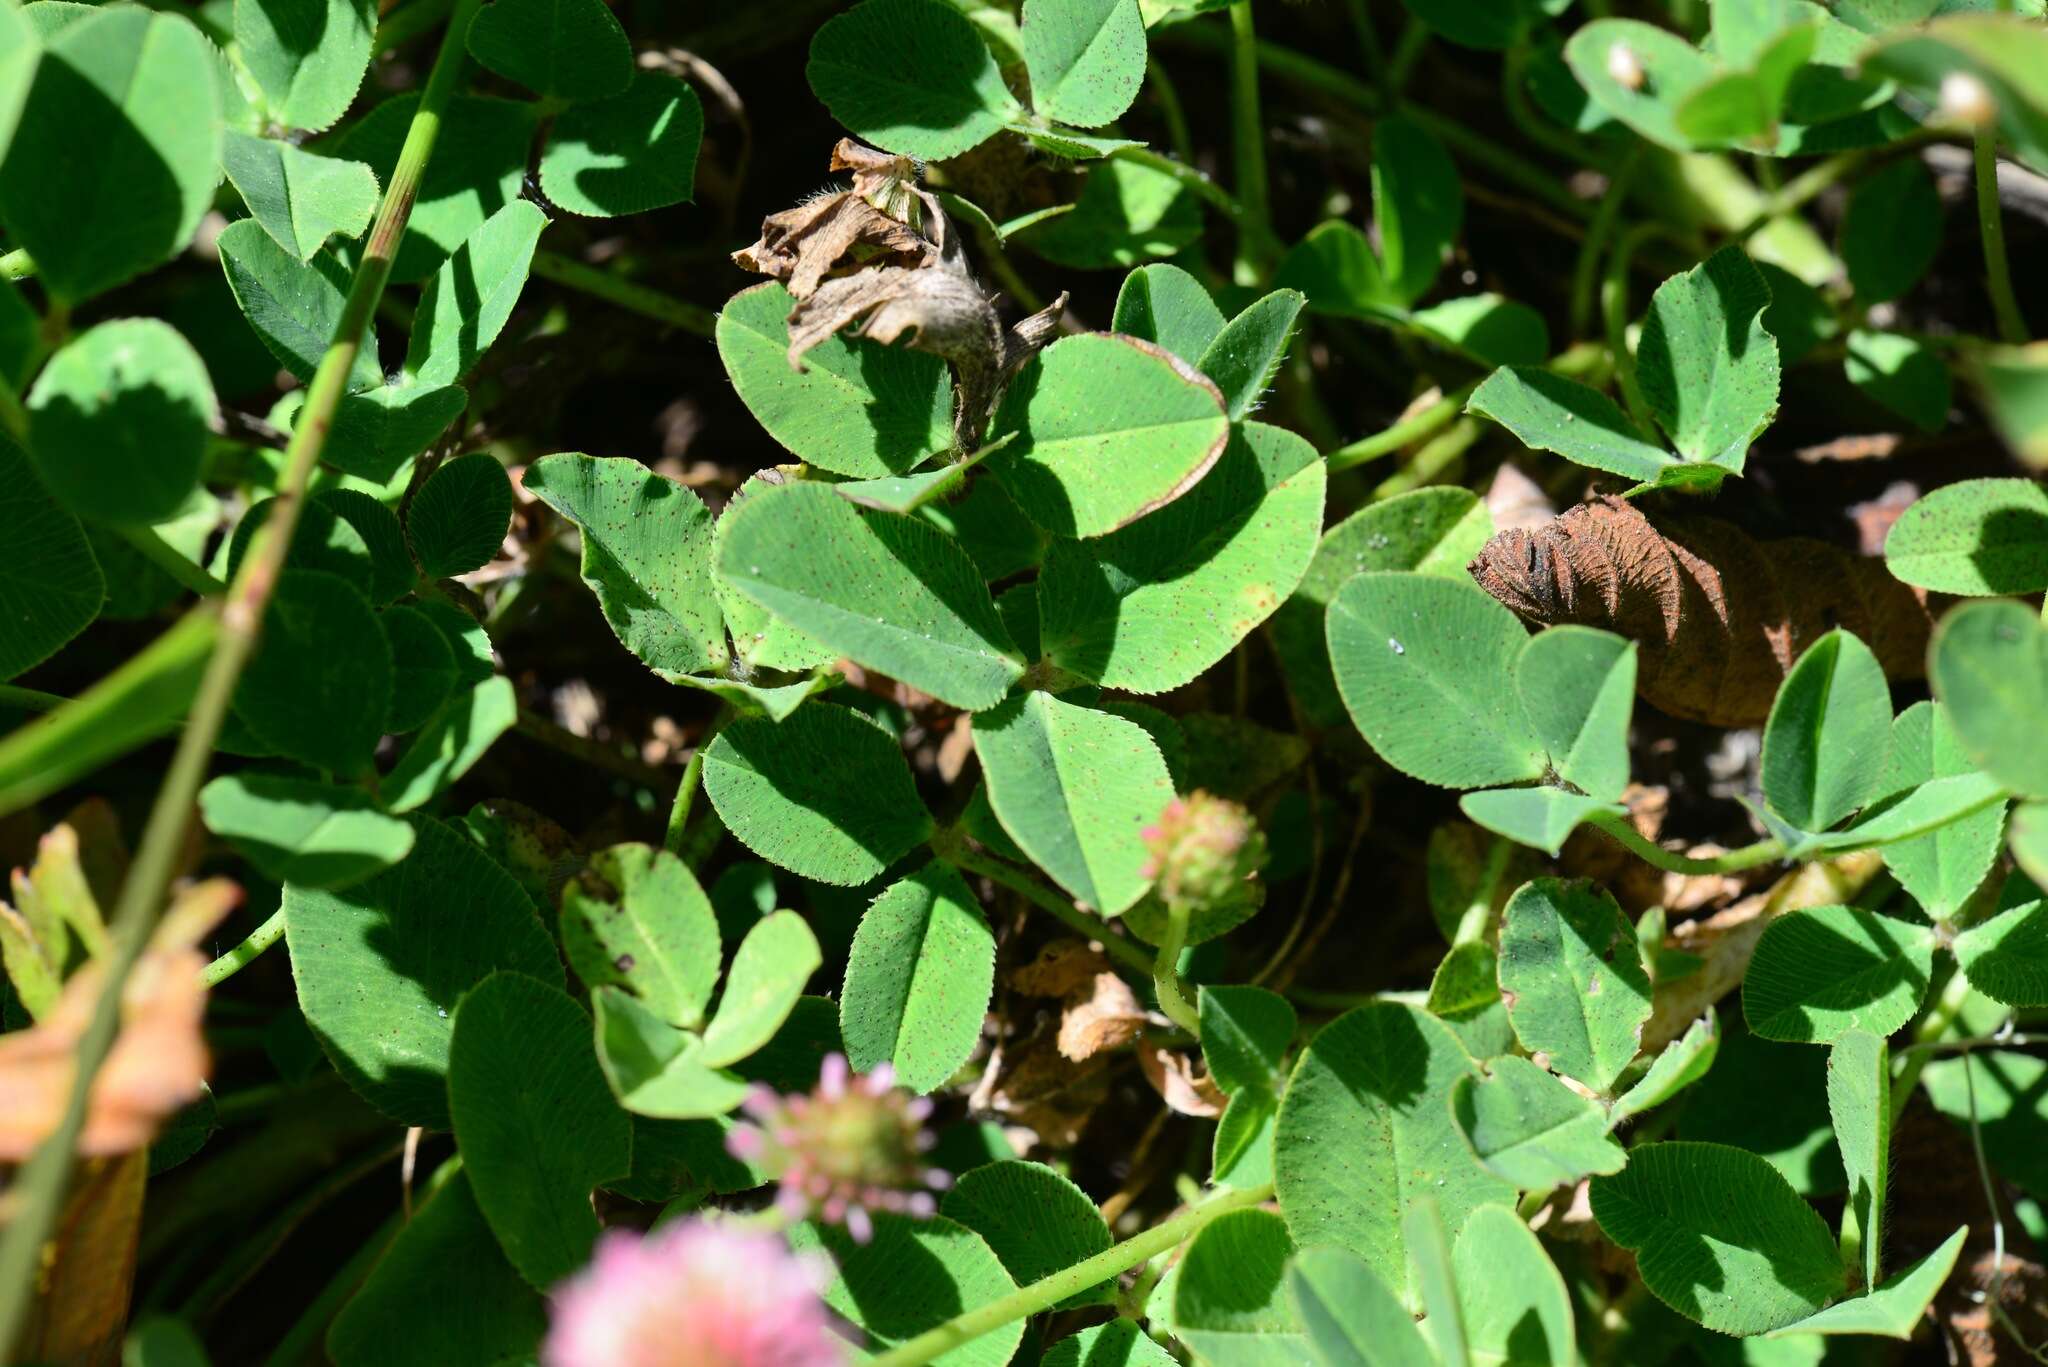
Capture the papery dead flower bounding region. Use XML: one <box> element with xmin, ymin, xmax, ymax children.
<box><xmin>0</xmin><ymin>879</ymin><xmax>239</xmax><ymax>1160</ymax></box>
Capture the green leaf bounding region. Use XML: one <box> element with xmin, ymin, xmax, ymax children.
<box><xmin>1826</xmin><ymin>1028</ymin><xmax>1889</xmax><ymax>1290</ymax></box>
<box><xmin>407</xmin><ymin>451</ymin><xmax>512</xmax><ymax>579</ymax></box>
<box><xmin>1673</xmin><ymin>25</ymin><xmax>1818</xmax><ymax>146</ymax></box>
<box><xmin>1212</xmin><ymin>1088</ymin><xmax>1279</xmax><ymax>1191</ymax></box>
<box><xmin>198</xmin><ymin>771</ymin><xmax>414</xmax><ymax>889</ymax></box>
<box><xmin>540</xmin><ymin>71</ymin><xmax>702</xmax><ymax>217</ymax></box>
<box><xmin>1396</xmin><ymin>0</ymin><xmax>1540</xmax><ymax>50</ymax></box>
<box><xmin>526</xmin><ymin>452</ymin><xmax>729</xmax><ymax>681</ymax></box>
<box><xmin>0</xmin><ymin>8</ymin><xmax>222</xmax><ymax>301</ymax></box>
<box><xmin>561</xmin><ymin>843</ymin><xmax>721</xmax><ymax>1029</ymax></box>
<box><xmin>1923</xmin><ymin>1049</ymin><xmax>2048</xmax><ymax>1199</ymax></box>
<box><xmin>1766</xmin><ymin>1225</ymin><xmax>1968</xmax><ymax>1339</ymax></box>
<box><xmin>1195</xmin><ymin>290</ymin><xmax>1305</xmax><ymax>422</ymax></box>
<box><xmin>382</xmin><ymin>676</ymin><xmax>516</xmax><ymax>813</ymax></box>
<box><xmin>318</xmin><ymin>488</ymin><xmax>413</xmax><ymax>604</ymax></box>
<box><xmin>383</xmin><ymin>604</ymin><xmax>457</xmax><ymax>732</ymax></box>
<box><xmin>1466</xmin><ymin>366</ymin><xmax>1675</xmax><ymax>485</ymax></box>
<box><xmin>1459</xmin><ymin>787</ymin><xmax>1618</xmax><ymax>858</ymax></box>
<box><xmin>717</xmin><ymin>282</ymin><xmax>953</xmax><ymax>477</ymax></box>
<box><xmin>1955</xmin><ymin>897</ymin><xmax>2048</xmax><ymax>1006</ymax></box>
<box><xmin>806</xmin><ymin>0</ymin><xmax>1020</xmax><ymax>160</ymax></box>
<box><xmin>702</xmin><ymin>703</ymin><xmax>934</xmax><ymax>886</ymax></box>
<box><xmin>2015</xmin><ymin>800</ymin><xmax>2048</xmax><ymax>890</ymax></box>
<box><xmin>1590</xmin><ymin>1141</ymin><xmax>1847</xmax><ymax>1335</ymax></box>
<box><xmin>841</xmin><ymin>861</ymin><xmax>995</xmax><ymax>1094</ymax></box>
<box><xmin>236</xmin><ymin>0</ymin><xmax>373</xmax><ymax>132</ymax></box>
<box><xmin>1036</xmin><ymin>422</ymin><xmax>1324</xmax><ymax>694</ymax></box>
<box><xmin>26</xmin><ymin>318</ymin><xmax>217</xmax><ymax>526</ymax></box>
<box><xmin>592</xmin><ymin>986</ymin><xmax>749</xmax><ymax>1118</ymax></box>
<box><xmin>326</xmin><ymin>1171</ymin><xmax>545</xmax><ymax>1367</ymax></box>
<box><xmin>1274</xmin><ymin>222</ymin><xmax>1397</xmax><ymax>320</ymax></box>
<box><xmin>1761</xmin><ymin>630</ymin><xmax>1894</xmax><ymax>834</ymax></box>
<box><xmin>403</xmin><ymin>200</ymin><xmax>546</xmax><ymax>388</ymax></box>
<box><xmin>1973</xmin><ymin>342</ymin><xmax>2048</xmax><ymax>466</ymax></box>
<box><xmin>1516</xmin><ymin>626</ymin><xmax>1636</xmax><ymax>799</ymax></box>
<box><xmin>1017</xmin><ymin>158</ymin><xmax>1201</xmax><ymax>270</ymax></box>
<box><xmin>1286</xmin><ymin>1245</ymin><xmax>1436</xmax><ymax>1367</ymax></box>
<box><xmin>1610</xmin><ymin>1012</ymin><xmax>1720</xmax><ymax>1125</ymax></box>
<box><xmin>449</xmin><ymin>972</ymin><xmax>632</xmax><ymax>1287</ymax></box>
<box><xmin>1270</xmin><ymin>486</ymin><xmax>1492</xmax><ymax>728</ymax></box>
<box><xmin>465</xmin><ymin>0</ymin><xmax>632</xmax><ymax>102</ymax></box>
<box><xmin>698</xmin><ymin>910</ymin><xmax>821</xmax><ymax>1068</ymax></box>
<box><xmin>1846</xmin><ymin>330</ymin><xmax>1951</xmax><ymax>434</ymax></box>
<box><xmin>1045</xmin><ymin>1320</ymin><xmax>1178</xmax><ymax>1367</ymax></box>
<box><xmin>1326</xmin><ymin>571</ymin><xmax>1544</xmax><ymax>790</ymax></box>
<box><xmin>989</xmin><ymin>332</ymin><xmax>1231</xmax><ymax>539</ymax></box>
<box><xmin>1451</xmin><ymin>1054</ymin><xmax>1628</xmax><ymax>1189</ymax></box>
<box><xmin>716</xmin><ymin>480</ymin><xmax>1020</xmax><ymax>710</ymax></box>
<box><xmin>1565</xmin><ymin>19</ymin><xmax>1720</xmax><ymax>152</ymax></box>
<box><xmin>218</xmin><ymin>219</ymin><xmax>383</xmax><ymax>391</ymax></box>
<box><xmin>286</xmin><ymin>813</ymin><xmax>563</xmax><ymax>1128</ymax></box>
<box><xmin>1885</xmin><ymin>477</ymin><xmax>2048</xmax><ymax>595</ymax></box>
<box><xmin>1199</xmin><ymin>985</ymin><xmax>1297</xmax><ymax>1097</ymax></box>
<box><xmin>1274</xmin><ymin>1002</ymin><xmax>1514</xmax><ymax>1307</ymax></box>
<box><xmin>941</xmin><ymin>1160</ymin><xmax>1114</xmax><ymax>1307</ymax></box>
<box><xmin>792</xmin><ymin>1213</ymin><xmax>1024</xmax><ymax>1367</ymax></box>
<box><xmin>1842</xmin><ymin>158</ymin><xmax>1941</xmax><ymax>303</ymax></box>
<box><xmin>1021</xmin><ymin>0</ymin><xmax>1144</xmax><ymax>128</ymax></box>
<box><xmin>1412</xmin><ymin>1206</ymin><xmax>1470</xmax><ymax>1367</ymax></box>
<box><xmin>1112</xmin><ymin>263</ymin><xmax>1226</xmax><ymax>364</ymax></box>
<box><xmin>319</xmin><ymin>384</ymin><xmax>470</xmax><ymax>484</ymax></box>
<box><xmin>1449</xmin><ymin>1204</ymin><xmax>1577</xmax><ymax>1366</ymax></box>
<box><xmin>226</xmin><ymin>493</ymin><xmax>376</xmax><ymax>597</ymax></box>
<box><xmin>1171</xmin><ymin>1207</ymin><xmax>1307</xmax><ymax>1366</ymax></box>
<box><xmin>712</xmin><ymin>479</ymin><xmax>837</xmax><ymax>675</ymax></box>
<box><xmin>1408</xmin><ymin>293</ymin><xmax>1550</xmax><ymax>367</ymax></box>
<box><xmin>0</xmin><ymin>437</ymin><xmax>102</xmax><ymax>680</ymax></box>
<box><xmin>1635</xmin><ymin>246</ymin><xmax>1780</xmax><ymax>469</ymax></box>
<box><xmin>232</xmin><ymin>570</ymin><xmax>391</xmax><ymax>777</ymax></box>
<box><xmin>1879</xmin><ymin>702</ymin><xmax>2006</xmax><ymax>917</ymax></box>
<box><xmin>1865</xmin><ymin>15</ymin><xmax>2048</xmax><ymax>176</ymax></box>
<box><xmin>973</xmin><ymin>691</ymin><xmax>1174</xmax><ymax>917</ymax></box>
<box><xmin>1498</xmin><ymin>877</ymin><xmax>1654</xmax><ymax>1093</ymax></box>
<box><xmin>1372</xmin><ymin>116</ymin><xmax>1462</xmax><ymax>308</ymax></box>
<box><xmin>221</xmin><ymin>131</ymin><xmax>378</xmax><ymax>260</ymax></box>
<box><xmin>1681</xmin><ymin>1025</ymin><xmax>1844</xmax><ymax>1197</ymax></box>
<box><xmin>1932</xmin><ymin>598</ymin><xmax>2048</xmax><ymax>798</ymax></box>
<box><xmin>334</xmin><ymin>94</ymin><xmax>536</xmax><ymax>283</ymax></box>
<box><xmin>1742</xmin><ymin>904</ymin><xmax>1934</xmax><ymax>1043</ymax></box>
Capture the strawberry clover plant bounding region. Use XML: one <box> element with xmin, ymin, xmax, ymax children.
<box><xmin>3</xmin><ymin>0</ymin><xmax>2048</xmax><ymax>1362</ymax></box>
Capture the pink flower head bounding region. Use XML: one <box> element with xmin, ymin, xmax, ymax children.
<box><xmin>1139</xmin><ymin>790</ymin><xmax>1267</xmax><ymax>909</ymax></box>
<box><xmin>726</xmin><ymin>1054</ymin><xmax>948</xmax><ymax>1243</ymax></box>
<box><xmin>543</xmin><ymin>1220</ymin><xmax>842</xmax><ymax>1367</ymax></box>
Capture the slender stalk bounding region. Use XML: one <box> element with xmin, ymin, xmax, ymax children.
<box><xmin>1146</xmin><ymin>57</ymin><xmax>1194</xmax><ymax>165</ymax></box>
<box><xmin>1326</xmin><ymin>381</ymin><xmax>1476</xmax><ymax>472</ymax></box>
<box><xmin>1152</xmin><ymin>900</ymin><xmax>1201</xmax><ymax>1036</ymax></box>
<box><xmin>0</xmin><ymin>4</ymin><xmax>485</xmax><ymax>1349</ymax></box>
<box><xmin>1889</xmin><ymin>965</ymin><xmax>1973</xmax><ymax>1126</ymax></box>
<box><xmin>116</xmin><ymin>526</ymin><xmax>226</xmax><ymax>597</ymax></box>
<box><xmin>867</xmin><ymin>1181</ymin><xmax>1277</xmax><ymax>1367</ymax></box>
<box><xmin>0</xmin><ymin>683</ymin><xmax>65</xmax><ymax>712</ymax></box>
<box><xmin>943</xmin><ymin>845</ymin><xmax>1153</xmax><ymax>975</ymax></box>
<box><xmin>1385</xmin><ymin>18</ymin><xmax>1429</xmax><ymax>94</ymax></box>
<box><xmin>665</xmin><ymin>746</ymin><xmax>708</xmax><ymax>857</ymax></box>
<box><xmin>1371</xmin><ymin>415</ymin><xmax>1477</xmax><ymax>499</ymax></box>
<box><xmin>202</xmin><ymin>908</ymin><xmax>288</xmax><ymax>988</ymax></box>
<box><xmin>1602</xmin><ymin>221</ymin><xmax>1663</xmax><ymax>434</ymax></box>
<box><xmin>1586</xmin><ymin>810</ymin><xmax>1787</xmax><ymax>875</ymax></box>
<box><xmin>1571</xmin><ymin>148</ymin><xmax>1639</xmax><ymax>341</ymax></box>
<box><xmin>514</xmin><ymin>708</ymin><xmax>674</xmax><ymax>790</ymax></box>
<box><xmin>1975</xmin><ymin>126</ymin><xmax>2029</xmax><ymax>345</ymax></box>
<box><xmin>529</xmin><ymin>250</ymin><xmax>716</xmax><ymax>336</ymax></box>
<box><xmin>1227</xmin><ymin>2</ymin><xmax>1271</xmax><ymax>282</ymax></box>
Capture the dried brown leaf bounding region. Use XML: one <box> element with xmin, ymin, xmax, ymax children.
<box><xmin>19</xmin><ymin>1151</ymin><xmax>146</xmax><ymax>1366</ymax></box>
<box><xmin>1138</xmin><ymin>1041</ymin><xmax>1226</xmax><ymax>1118</ymax></box>
<box><xmin>1470</xmin><ymin>496</ymin><xmax>1937</xmax><ymax>727</ymax></box>
<box><xmin>1058</xmin><ymin>971</ymin><xmax>1147</xmax><ymax>1062</ymax></box>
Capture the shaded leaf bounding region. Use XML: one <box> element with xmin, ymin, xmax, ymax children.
<box><xmin>1172</xmin><ymin>1207</ymin><xmax>1307</xmax><ymax>1364</ymax></box>
<box><xmin>540</xmin><ymin>71</ymin><xmax>702</xmax><ymax>217</ymax></box>
<box><xmin>0</xmin><ymin>438</ymin><xmax>102</xmax><ymax>681</ymax></box>
<box><xmin>1760</xmin><ymin>630</ymin><xmax>1894</xmax><ymax>835</ymax></box>
<box><xmin>1765</xmin><ymin>1225</ymin><xmax>1968</xmax><ymax>1339</ymax></box>
<box><xmin>790</xmin><ymin>1213</ymin><xmax>1023</xmax><ymax>1366</ymax></box>
<box><xmin>1635</xmin><ymin>246</ymin><xmax>1779</xmax><ymax>471</ymax></box>
<box><xmin>1885</xmin><ymin>476</ymin><xmax>2048</xmax><ymax>596</ymax></box>
<box><xmin>221</xmin><ymin>131</ymin><xmax>378</xmax><ymax>260</ymax></box>
<box><xmin>1743</xmin><ymin>904</ymin><xmax>1934</xmax><ymax>1043</ymax></box>
<box><xmin>334</xmin><ymin>94</ymin><xmax>536</xmax><ymax>282</ymax></box>
<box><xmin>236</xmin><ymin>0</ymin><xmax>373</xmax><ymax>132</ymax></box>
<box><xmin>404</xmin><ymin>199</ymin><xmax>547</xmax><ymax>388</ymax></box>
<box><xmin>217</xmin><ymin>219</ymin><xmax>383</xmax><ymax>391</ymax></box>
<box><xmin>941</xmin><ymin>1160</ymin><xmax>1113</xmax><ymax>1307</ymax></box>
<box><xmin>465</xmin><ymin>0</ymin><xmax>632</xmax><ymax>102</ymax></box>
<box><xmin>806</xmin><ymin>0</ymin><xmax>1020</xmax><ymax>160</ymax></box>
<box><xmin>198</xmin><ymin>772</ymin><xmax>414</xmax><ymax>890</ymax></box>
<box><xmin>232</xmin><ymin>570</ymin><xmax>391</xmax><ymax>777</ymax></box>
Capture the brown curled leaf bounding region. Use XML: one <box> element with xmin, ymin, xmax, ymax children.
<box><xmin>1469</xmin><ymin>496</ymin><xmax>1938</xmax><ymax>727</ymax></box>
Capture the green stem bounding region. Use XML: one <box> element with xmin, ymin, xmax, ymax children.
<box><xmin>0</xmin><ymin>683</ymin><xmax>65</xmax><ymax>712</ymax></box>
<box><xmin>0</xmin><ymin>373</ymin><xmax>25</xmax><ymax>445</ymax></box>
<box><xmin>202</xmin><ymin>908</ymin><xmax>287</xmax><ymax>988</ymax></box>
<box><xmin>0</xmin><ymin>3</ymin><xmax>485</xmax><ymax>1350</ymax></box>
<box><xmin>116</xmin><ymin>525</ymin><xmax>226</xmax><ymax>597</ymax></box>
<box><xmin>1146</xmin><ymin>57</ymin><xmax>1195</xmax><ymax>163</ymax></box>
<box><xmin>1975</xmin><ymin>126</ymin><xmax>2029</xmax><ymax>345</ymax></box>
<box><xmin>866</xmin><ymin>1181</ymin><xmax>1276</xmax><ymax>1367</ymax></box>
<box><xmin>1325</xmin><ymin>381</ymin><xmax>1477</xmax><ymax>472</ymax></box>
<box><xmin>1109</xmin><ymin>146</ymin><xmax>1279</xmax><ymax>263</ymax></box>
<box><xmin>1152</xmin><ymin>899</ymin><xmax>1201</xmax><ymax>1036</ymax></box>
<box><xmin>0</xmin><ymin>248</ymin><xmax>33</xmax><ymax>281</ymax></box>
<box><xmin>1386</xmin><ymin>18</ymin><xmax>1429</xmax><ymax>95</ymax></box>
<box><xmin>1371</xmin><ymin>415</ymin><xmax>1477</xmax><ymax>499</ymax></box>
<box><xmin>1227</xmin><ymin>1</ymin><xmax>1272</xmax><ymax>282</ymax></box>
<box><xmin>1586</xmin><ymin>810</ymin><xmax>1787</xmax><ymax>875</ymax></box>
<box><xmin>664</xmin><ymin>707</ymin><xmax>731</xmax><ymax>858</ymax></box>
<box><xmin>943</xmin><ymin>845</ymin><xmax>1153</xmax><ymax>975</ymax></box>
<box><xmin>1602</xmin><ymin>222</ymin><xmax>1663</xmax><ymax>434</ymax></box>
<box><xmin>513</xmin><ymin>707</ymin><xmax>674</xmax><ymax>790</ymax></box>
<box><xmin>529</xmin><ymin>250</ymin><xmax>717</xmax><ymax>336</ymax></box>
<box><xmin>1571</xmin><ymin>148</ymin><xmax>1639</xmax><ymax>341</ymax></box>
<box><xmin>1890</xmin><ymin>965</ymin><xmax>1973</xmax><ymax>1126</ymax></box>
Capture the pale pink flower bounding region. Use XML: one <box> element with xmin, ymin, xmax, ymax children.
<box><xmin>726</xmin><ymin>1054</ymin><xmax>948</xmax><ymax>1243</ymax></box>
<box><xmin>1140</xmin><ymin>790</ymin><xmax>1268</xmax><ymax>909</ymax></box>
<box><xmin>543</xmin><ymin>1221</ymin><xmax>842</xmax><ymax>1367</ymax></box>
